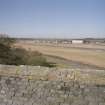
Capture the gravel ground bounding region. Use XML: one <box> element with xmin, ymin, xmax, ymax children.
<box><xmin>0</xmin><ymin>76</ymin><xmax>105</xmax><ymax>105</ymax></box>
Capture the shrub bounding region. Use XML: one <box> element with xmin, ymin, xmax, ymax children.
<box><xmin>0</xmin><ymin>36</ymin><xmax>55</xmax><ymax>67</ymax></box>
<box><xmin>0</xmin><ymin>35</ymin><xmax>15</xmax><ymax>46</ymax></box>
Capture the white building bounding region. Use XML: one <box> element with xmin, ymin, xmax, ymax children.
<box><xmin>71</xmin><ymin>40</ymin><xmax>84</xmax><ymax>44</ymax></box>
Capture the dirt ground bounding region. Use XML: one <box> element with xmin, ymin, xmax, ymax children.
<box><xmin>15</xmin><ymin>42</ymin><xmax>105</xmax><ymax>69</ymax></box>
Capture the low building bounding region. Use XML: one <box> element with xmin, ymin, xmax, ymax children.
<box><xmin>71</xmin><ymin>40</ymin><xmax>84</xmax><ymax>44</ymax></box>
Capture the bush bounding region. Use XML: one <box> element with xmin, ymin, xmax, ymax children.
<box><xmin>0</xmin><ymin>36</ymin><xmax>55</xmax><ymax>67</ymax></box>
<box><xmin>0</xmin><ymin>43</ymin><xmax>12</xmax><ymax>64</ymax></box>
<box><xmin>0</xmin><ymin>35</ymin><xmax>15</xmax><ymax>46</ymax></box>
<box><xmin>27</xmin><ymin>51</ymin><xmax>55</xmax><ymax>67</ymax></box>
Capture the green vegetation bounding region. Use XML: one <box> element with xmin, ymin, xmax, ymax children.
<box><xmin>0</xmin><ymin>36</ymin><xmax>55</xmax><ymax>67</ymax></box>
<box><xmin>0</xmin><ymin>35</ymin><xmax>15</xmax><ymax>46</ymax></box>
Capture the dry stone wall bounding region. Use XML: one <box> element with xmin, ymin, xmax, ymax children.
<box><xmin>0</xmin><ymin>64</ymin><xmax>105</xmax><ymax>105</ymax></box>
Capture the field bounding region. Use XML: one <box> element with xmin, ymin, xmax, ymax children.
<box><xmin>15</xmin><ymin>41</ymin><xmax>105</xmax><ymax>69</ymax></box>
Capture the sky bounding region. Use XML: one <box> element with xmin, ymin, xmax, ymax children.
<box><xmin>0</xmin><ymin>0</ymin><xmax>105</xmax><ymax>38</ymax></box>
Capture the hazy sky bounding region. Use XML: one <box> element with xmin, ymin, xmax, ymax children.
<box><xmin>0</xmin><ymin>0</ymin><xmax>105</xmax><ymax>38</ymax></box>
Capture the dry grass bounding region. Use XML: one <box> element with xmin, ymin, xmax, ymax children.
<box><xmin>15</xmin><ymin>42</ymin><xmax>105</xmax><ymax>69</ymax></box>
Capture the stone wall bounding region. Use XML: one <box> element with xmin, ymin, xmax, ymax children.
<box><xmin>0</xmin><ymin>64</ymin><xmax>105</xmax><ymax>105</ymax></box>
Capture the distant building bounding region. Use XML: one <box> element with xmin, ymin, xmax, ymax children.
<box><xmin>71</xmin><ymin>40</ymin><xmax>84</xmax><ymax>44</ymax></box>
